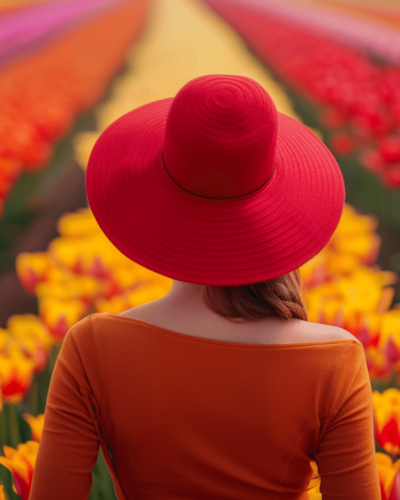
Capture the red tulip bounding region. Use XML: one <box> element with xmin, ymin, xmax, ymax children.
<box><xmin>379</xmin><ymin>136</ymin><xmax>400</xmax><ymax>164</ymax></box>
<box><xmin>330</xmin><ymin>131</ymin><xmax>355</xmax><ymax>156</ymax></box>
<box><xmin>319</xmin><ymin>105</ymin><xmax>347</xmax><ymax>128</ymax></box>
<box><xmin>382</xmin><ymin>164</ymin><xmax>400</xmax><ymax>189</ymax></box>
<box><xmin>359</xmin><ymin>148</ymin><xmax>384</xmax><ymax>173</ymax></box>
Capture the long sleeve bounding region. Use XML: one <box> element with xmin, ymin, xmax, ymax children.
<box><xmin>29</xmin><ymin>316</ymin><xmax>101</xmax><ymax>500</ymax></box>
<box><xmin>315</xmin><ymin>345</ymin><xmax>381</xmax><ymax>499</ymax></box>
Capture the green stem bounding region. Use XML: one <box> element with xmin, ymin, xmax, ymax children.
<box><xmin>28</xmin><ymin>376</ymin><xmax>38</xmax><ymax>417</ymax></box>
<box><xmin>8</xmin><ymin>405</ymin><xmax>20</xmax><ymax>448</ymax></box>
<box><xmin>0</xmin><ymin>407</ymin><xmax>7</xmax><ymax>450</ymax></box>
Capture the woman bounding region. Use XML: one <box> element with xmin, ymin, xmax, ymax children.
<box><xmin>29</xmin><ymin>75</ymin><xmax>381</xmax><ymax>499</ymax></box>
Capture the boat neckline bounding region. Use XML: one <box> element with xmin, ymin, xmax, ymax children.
<box><xmin>96</xmin><ymin>312</ymin><xmax>361</xmax><ymax>349</ymax></box>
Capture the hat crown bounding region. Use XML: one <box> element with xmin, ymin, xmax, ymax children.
<box><xmin>163</xmin><ymin>75</ymin><xmax>278</xmax><ymax>198</ymax></box>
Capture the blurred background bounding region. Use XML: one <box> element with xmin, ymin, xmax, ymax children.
<box><xmin>1</xmin><ymin>0</ymin><xmax>400</xmax><ymax>498</ymax></box>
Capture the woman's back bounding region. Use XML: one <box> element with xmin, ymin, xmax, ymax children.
<box><xmin>29</xmin><ymin>309</ymin><xmax>381</xmax><ymax>500</ymax></box>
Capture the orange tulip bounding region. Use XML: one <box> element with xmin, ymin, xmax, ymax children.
<box><xmin>0</xmin><ymin>0</ymin><xmax>149</xmax><ymax>213</ymax></box>
<box><xmin>376</xmin><ymin>452</ymin><xmax>400</xmax><ymax>500</ymax></box>
<box><xmin>38</xmin><ymin>297</ymin><xmax>86</xmax><ymax>339</ymax></box>
<box><xmin>0</xmin><ymin>349</ymin><xmax>36</xmax><ymax>405</ymax></box>
<box><xmin>5</xmin><ymin>314</ymin><xmax>53</xmax><ymax>372</ymax></box>
<box><xmin>0</xmin><ymin>441</ymin><xmax>39</xmax><ymax>500</ymax></box>
<box><xmin>15</xmin><ymin>252</ymin><xmax>51</xmax><ymax>295</ymax></box>
<box><xmin>365</xmin><ymin>347</ymin><xmax>393</xmax><ymax>383</ymax></box>
<box><xmin>373</xmin><ymin>389</ymin><xmax>400</xmax><ymax>456</ymax></box>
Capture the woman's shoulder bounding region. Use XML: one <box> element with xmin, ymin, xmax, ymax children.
<box><xmin>289</xmin><ymin>319</ymin><xmax>360</xmax><ymax>345</ymax></box>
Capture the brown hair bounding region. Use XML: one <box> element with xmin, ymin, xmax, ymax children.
<box><xmin>203</xmin><ymin>268</ymin><xmax>308</xmax><ymax>323</ymax></box>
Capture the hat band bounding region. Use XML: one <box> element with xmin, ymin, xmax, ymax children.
<box><xmin>162</xmin><ymin>153</ymin><xmax>276</xmax><ymax>200</ymax></box>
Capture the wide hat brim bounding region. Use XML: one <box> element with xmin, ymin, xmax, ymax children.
<box><xmin>86</xmin><ymin>97</ymin><xmax>345</xmax><ymax>286</ymax></box>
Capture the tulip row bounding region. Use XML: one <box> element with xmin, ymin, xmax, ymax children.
<box><xmin>0</xmin><ymin>0</ymin><xmax>149</xmax><ymax>218</ymax></box>
<box><xmin>226</xmin><ymin>0</ymin><xmax>400</xmax><ymax>67</ymax></box>
<box><xmin>204</xmin><ymin>0</ymin><xmax>400</xmax><ymax>190</ymax></box>
<box><xmin>0</xmin><ymin>0</ymin><xmax>124</xmax><ymax>67</ymax></box>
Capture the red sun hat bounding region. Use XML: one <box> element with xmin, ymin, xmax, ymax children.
<box><xmin>86</xmin><ymin>74</ymin><xmax>345</xmax><ymax>286</ymax></box>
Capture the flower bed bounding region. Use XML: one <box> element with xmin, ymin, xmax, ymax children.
<box><xmin>0</xmin><ymin>0</ymin><xmax>149</xmax><ymax>218</ymax></box>
<box><xmin>0</xmin><ymin>201</ymin><xmax>397</xmax><ymax>498</ymax></box>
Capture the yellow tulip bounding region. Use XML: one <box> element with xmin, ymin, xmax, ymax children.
<box><xmin>299</xmin><ymin>248</ymin><xmax>328</xmax><ymax>288</ymax></box>
<box><xmin>0</xmin><ymin>328</ymin><xmax>11</xmax><ymax>353</ymax></box>
<box><xmin>381</xmin><ymin>310</ymin><xmax>400</xmax><ymax>347</ymax></box>
<box><xmin>23</xmin><ymin>413</ymin><xmax>44</xmax><ymax>443</ymax></box>
<box><xmin>95</xmin><ymin>293</ymin><xmax>131</xmax><ymax>314</ymax></box>
<box><xmin>48</xmin><ymin>236</ymin><xmax>94</xmax><ymax>272</ymax></box>
<box><xmin>7</xmin><ymin>315</ymin><xmax>52</xmax><ymax>351</ymax></box>
<box><xmin>336</xmin><ymin>268</ymin><xmax>387</xmax><ymax>313</ymax></box>
<box><xmin>39</xmin><ymin>297</ymin><xmax>86</xmax><ymax>339</ymax></box>
<box><xmin>15</xmin><ymin>252</ymin><xmax>51</xmax><ymax>294</ymax></box>
<box><xmin>56</xmin><ymin>208</ymin><xmax>99</xmax><ymax>237</ymax></box>
<box><xmin>35</xmin><ymin>274</ymin><xmax>101</xmax><ymax>303</ymax></box>
<box><xmin>300</xmin><ymin>204</ymin><xmax>385</xmax><ymax>289</ymax></box>
<box><xmin>365</xmin><ymin>347</ymin><xmax>393</xmax><ymax>383</ymax></box>
<box><xmin>49</xmin><ymin>234</ymin><xmax>121</xmax><ymax>277</ymax></box>
<box><xmin>127</xmin><ymin>283</ymin><xmax>174</xmax><ymax>308</ymax></box>
<box><xmin>0</xmin><ymin>316</ymin><xmax>53</xmax><ymax>373</ymax></box>
<box><xmin>0</xmin><ymin>350</ymin><xmax>36</xmax><ymax>404</ymax></box>
<box><xmin>330</xmin><ymin>205</ymin><xmax>380</xmax><ymax>264</ymax></box>
<box><xmin>373</xmin><ymin>389</ymin><xmax>400</xmax><ymax>456</ymax></box>
<box><xmin>325</xmin><ymin>251</ymin><xmax>364</xmax><ymax>277</ymax></box>
<box><xmin>0</xmin><ymin>441</ymin><xmax>39</xmax><ymax>500</ymax></box>
<box><xmin>334</xmin><ymin>204</ymin><xmax>378</xmax><ymax>235</ymax></box>
<box><xmin>304</xmin><ymin>268</ymin><xmax>395</xmax><ymax>328</ymax></box>
<box><xmin>112</xmin><ymin>265</ymin><xmax>144</xmax><ymax>290</ymax></box>
<box><xmin>375</xmin><ymin>452</ymin><xmax>400</xmax><ymax>499</ymax></box>
<box><xmin>333</xmin><ymin>233</ymin><xmax>381</xmax><ymax>264</ymax></box>
<box><xmin>72</xmin><ymin>131</ymin><xmax>100</xmax><ymax>170</ymax></box>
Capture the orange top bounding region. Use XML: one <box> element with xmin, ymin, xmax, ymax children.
<box><xmin>29</xmin><ymin>312</ymin><xmax>381</xmax><ymax>500</ymax></box>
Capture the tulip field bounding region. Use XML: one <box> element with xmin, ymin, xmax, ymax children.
<box><xmin>0</xmin><ymin>0</ymin><xmax>148</xmax><ymax>217</ymax></box>
<box><xmin>1</xmin><ymin>0</ymin><xmax>400</xmax><ymax>499</ymax></box>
